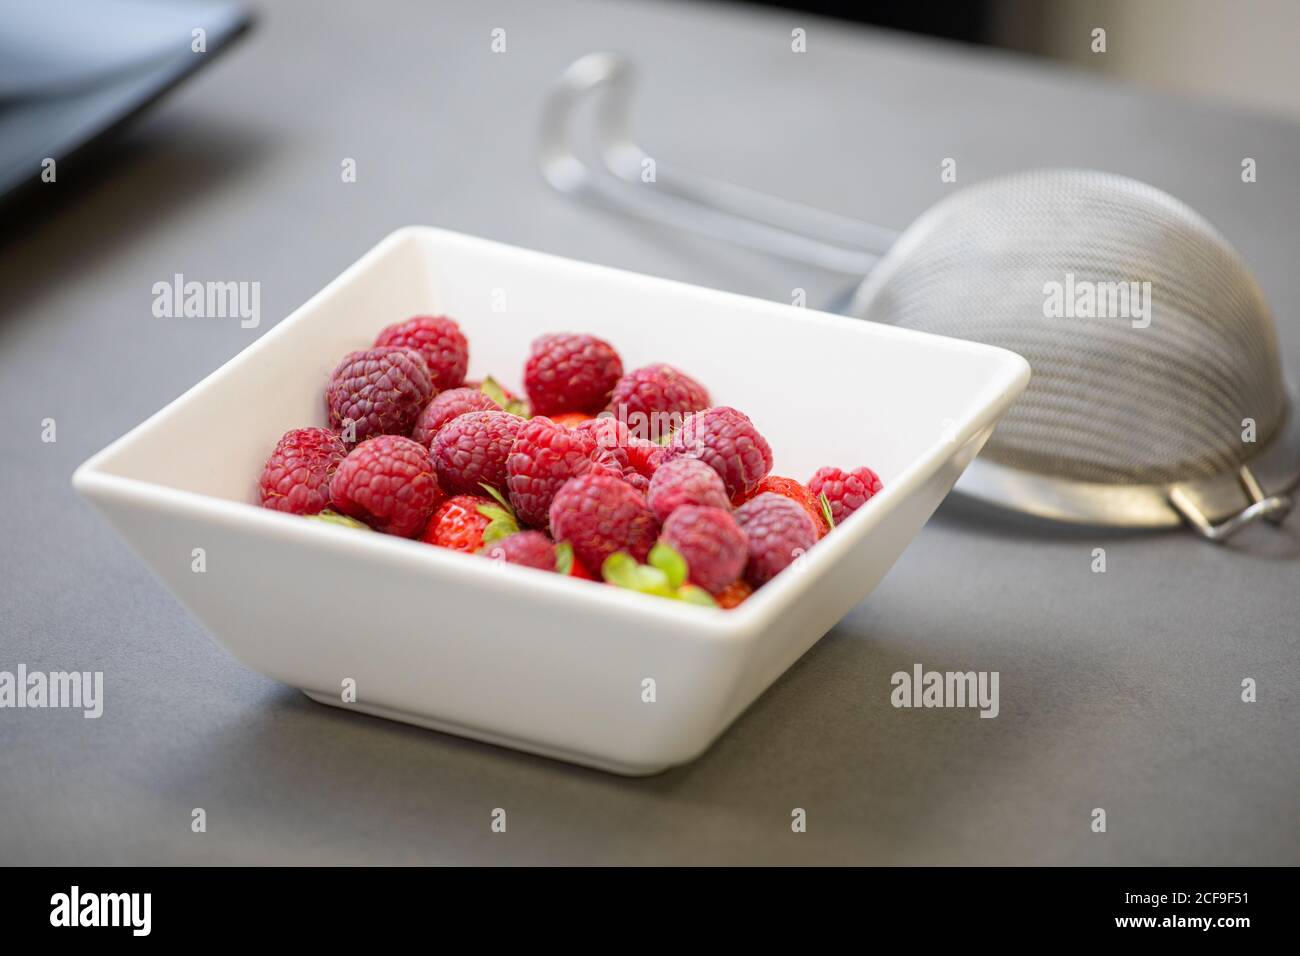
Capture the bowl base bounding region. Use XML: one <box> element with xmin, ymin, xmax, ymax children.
<box><xmin>300</xmin><ymin>690</ymin><xmax>675</xmax><ymax>777</ymax></box>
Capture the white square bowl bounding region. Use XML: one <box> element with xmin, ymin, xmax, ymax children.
<box><xmin>73</xmin><ymin>226</ymin><xmax>1029</xmax><ymax>775</ymax></box>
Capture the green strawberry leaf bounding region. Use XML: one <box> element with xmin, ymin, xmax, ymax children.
<box><xmin>480</xmin><ymin>376</ymin><xmax>531</xmax><ymax>418</ymax></box>
<box><xmin>818</xmin><ymin>491</ymin><xmax>835</xmax><ymax>530</ymax></box>
<box><xmin>479</xmin><ymin>483</ymin><xmax>514</xmax><ymax>512</ymax></box>
<box><xmin>554</xmin><ymin>541</ymin><xmax>574</xmax><ymax>576</ymax></box>
<box><xmin>603</xmin><ymin>548</ymin><xmax>721</xmax><ymax>606</ymax></box>
<box><xmin>475</xmin><ymin>487</ymin><xmax>520</xmax><ymax>544</ymax></box>
<box><xmin>677</xmin><ymin>585</ymin><xmax>717</xmax><ymax>607</ymax></box>
<box><xmin>601</xmin><ymin>552</ymin><xmax>673</xmax><ymax>596</ymax></box>
<box><xmin>648</xmin><ymin>541</ymin><xmax>688</xmax><ymax>590</ymax></box>
<box><xmin>306</xmin><ymin>510</ymin><xmax>370</xmax><ymax>530</ymax></box>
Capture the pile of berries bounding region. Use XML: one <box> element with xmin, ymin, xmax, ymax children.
<box><xmin>257</xmin><ymin>315</ymin><xmax>882</xmax><ymax>609</ymax></box>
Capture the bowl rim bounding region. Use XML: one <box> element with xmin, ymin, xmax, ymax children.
<box><xmin>72</xmin><ymin>225</ymin><xmax>1031</xmax><ymax>638</ymax></box>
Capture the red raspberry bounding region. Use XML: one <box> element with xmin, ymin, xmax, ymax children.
<box><xmin>411</xmin><ymin>387</ymin><xmax>500</xmax><ymax>447</ymax></box>
<box><xmin>421</xmin><ymin>494</ymin><xmax>494</xmax><ymax>551</ymax></box>
<box><xmin>661</xmin><ymin>505</ymin><xmax>746</xmax><ymax>595</ymax></box>
<box><xmin>742</xmin><ymin>475</ymin><xmax>829</xmax><ymax>539</ymax></box>
<box><xmin>575</xmin><ymin>415</ymin><xmax>631</xmax><ymax>470</ymax></box>
<box><xmin>607</xmin><ymin>364</ymin><xmax>710</xmax><ymax>441</ymax></box>
<box><xmin>663</xmin><ymin>406</ymin><xmax>772</xmax><ymax>501</ymax></box>
<box><xmin>481</xmin><ymin>530</ymin><xmax>557</xmax><ymax>571</ymax></box>
<box><xmin>625</xmin><ymin>436</ymin><xmax>666</xmax><ymax>478</ymax></box>
<box><xmin>430</xmin><ymin>410</ymin><xmax>523</xmax><ymax>496</ymax></box>
<box><xmin>549</xmin><ymin>473</ymin><xmax>659</xmax><ymax>572</ymax></box>
<box><xmin>329</xmin><ymin>435</ymin><xmax>440</xmax><ymax>537</ymax></box>
<box><xmin>523</xmin><ymin>333</ymin><xmax>623</xmax><ymax>416</ymax></box>
<box><xmin>734</xmin><ymin>492</ymin><xmax>817</xmax><ymax>586</ymax></box>
<box><xmin>505</xmin><ymin>417</ymin><xmax>599</xmax><ymax>529</ymax></box>
<box><xmin>374</xmin><ymin>315</ymin><xmax>468</xmax><ymax>390</ymax></box>
<box><xmin>808</xmin><ymin>466</ymin><xmax>883</xmax><ymax>524</ymax></box>
<box><xmin>258</xmin><ymin>427</ymin><xmax>346</xmax><ymax>515</ymax></box>
<box><xmin>575</xmin><ymin>415</ymin><xmax>666</xmax><ymax>484</ymax></box>
<box><xmin>621</xmin><ymin>470</ymin><xmax>651</xmax><ymax>494</ymax></box>
<box><xmin>549</xmin><ymin>411</ymin><xmax>593</xmax><ymax>429</ymax></box>
<box><xmin>646</xmin><ymin>456</ymin><xmax>729</xmax><ymax>522</ymax></box>
<box><xmin>326</xmin><ymin>347</ymin><xmax>433</xmax><ymax>447</ymax></box>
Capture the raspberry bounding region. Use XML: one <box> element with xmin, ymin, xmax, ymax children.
<box><xmin>808</xmin><ymin>466</ymin><xmax>883</xmax><ymax>524</ymax></box>
<box><xmin>549</xmin><ymin>473</ymin><xmax>659</xmax><ymax>572</ymax></box>
<box><xmin>646</xmin><ymin>456</ymin><xmax>729</xmax><ymax>522</ymax></box>
<box><xmin>411</xmin><ymin>387</ymin><xmax>500</xmax><ymax>447</ymax></box>
<box><xmin>505</xmin><ymin>417</ymin><xmax>599</xmax><ymax>529</ymax></box>
<box><xmin>374</xmin><ymin>315</ymin><xmax>468</xmax><ymax>390</ymax></box>
<box><xmin>329</xmin><ymin>435</ymin><xmax>441</xmax><ymax>537</ymax></box>
<box><xmin>421</xmin><ymin>494</ymin><xmax>494</xmax><ymax>551</ymax></box>
<box><xmin>715</xmin><ymin>579</ymin><xmax>753</xmax><ymax>610</ymax></box>
<box><xmin>430</xmin><ymin>410</ymin><xmax>523</xmax><ymax>495</ymax></box>
<box><xmin>326</xmin><ymin>347</ymin><xmax>433</xmax><ymax>447</ymax></box>
<box><xmin>258</xmin><ymin>427</ymin><xmax>346</xmax><ymax>515</ymax></box>
<box><xmin>621</xmin><ymin>470</ymin><xmax>651</xmax><ymax>494</ymax></box>
<box><xmin>742</xmin><ymin>475</ymin><xmax>828</xmax><ymax>539</ymax></box>
<box><xmin>481</xmin><ymin>530</ymin><xmax>556</xmax><ymax>571</ymax></box>
<box><xmin>549</xmin><ymin>411</ymin><xmax>593</xmax><ymax>428</ymax></box>
<box><xmin>663</xmin><ymin>406</ymin><xmax>772</xmax><ymax>501</ymax></box>
<box><xmin>575</xmin><ymin>415</ymin><xmax>666</xmax><ymax>485</ymax></box>
<box><xmin>575</xmin><ymin>416</ymin><xmax>632</xmax><ymax>471</ymax></box>
<box><xmin>625</xmin><ymin>436</ymin><xmax>666</xmax><ymax>478</ymax></box>
<box><xmin>734</xmin><ymin>492</ymin><xmax>817</xmax><ymax>586</ymax></box>
<box><xmin>607</xmin><ymin>364</ymin><xmax>710</xmax><ymax>440</ymax></box>
<box><xmin>523</xmin><ymin>333</ymin><xmax>623</xmax><ymax>416</ymax></box>
<box><xmin>661</xmin><ymin>506</ymin><xmax>746</xmax><ymax>594</ymax></box>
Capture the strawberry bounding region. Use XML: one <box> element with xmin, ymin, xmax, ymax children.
<box><xmin>421</xmin><ymin>486</ymin><xmax>519</xmax><ymax>552</ymax></box>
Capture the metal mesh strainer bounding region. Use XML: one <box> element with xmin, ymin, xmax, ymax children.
<box><xmin>540</xmin><ymin>53</ymin><xmax>1300</xmax><ymax>541</ymax></box>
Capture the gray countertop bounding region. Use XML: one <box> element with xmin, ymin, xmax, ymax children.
<box><xmin>2</xmin><ymin>0</ymin><xmax>1297</xmax><ymax>865</ymax></box>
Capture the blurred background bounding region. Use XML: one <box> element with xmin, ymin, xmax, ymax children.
<box><xmin>760</xmin><ymin>0</ymin><xmax>1300</xmax><ymax>120</ymax></box>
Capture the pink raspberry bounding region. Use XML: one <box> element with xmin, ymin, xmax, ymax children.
<box><xmin>258</xmin><ymin>427</ymin><xmax>346</xmax><ymax>515</ymax></box>
<box><xmin>326</xmin><ymin>347</ymin><xmax>433</xmax><ymax>447</ymax></box>
<box><xmin>646</xmin><ymin>456</ymin><xmax>730</xmax><ymax>522</ymax></box>
<box><xmin>575</xmin><ymin>415</ymin><xmax>632</xmax><ymax>471</ymax></box>
<box><xmin>505</xmin><ymin>417</ymin><xmax>600</xmax><ymax>529</ymax></box>
<box><xmin>661</xmin><ymin>505</ymin><xmax>746</xmax><ymax>595</ymax></box>
<box><xmin>523</xmin><ymin>333</ymin><xmax>623</xmax><ymax>416</ymax></box>
<box><xmin>549</xmin><ymin>473</ymin><xmax>659</xmax><ymax>572</ymax></box>
<box><xmin>734</xmin><ymin>492</ymin><xmax>817</xmax><ymax>586</ymax></box>
<box><xmin>577</xmin><ymin>414</ymin><xmax>667</xmax><ymax>481</ymax></box>
<box><xmin>411</xmin><ymin>387</ymin><xmax>501</xmax><ymax>447</ymax></box>
<box><xmin>663</xmin><ymin>406</ymin><xmax>772</xmax><ymax>501</ymax></box>
<box><xmin>607</xmin><ymin>364</ymin><xmax>710</xmax><ymax>440</ymax></box>
<box><xmin>430</xmin><ymin>410</ymin><xmax>523</xmax><ymax>496</ymax></box>
<box><xmin>741</xmin><ymin>475</ymin><xmax>829</xmax><ymax>539</ymax></box>
<box><xmin>808</xmin><ymin>466</ymin><xmax>883</xmax><ymax>524</ymax></box>
<box><xmin>329</xmin><ymin>435</ymin><xmax>441</xmax><ymax>537</ymax></box>
<box><xmin>625</xmin><ymin>436</ymin><xmax>666</xmax><ymax>478</ymax></box>
<box><xmin>374</xmin><ymin>315</ymin><xmax>469</xmax><ymax>390</ymax></box>
<box><xmin>621</xmin><ymin>470</ymin><xmax>651</xmax><ymax>494</ymax></box>
<box><xmin>481</xmin><ymin>530</ymin><xmax>557</xmax><ymax>571</ymax></box>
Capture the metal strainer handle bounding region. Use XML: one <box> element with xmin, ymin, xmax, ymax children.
<box><xmin>538</xmin><ymin>51</ymin><xmax>900</xmax><ymax>274</ymax></box>
<box><xmin>1169</xmin><ymin>468</ymin><xmax>1294</xmax><ymax>542</ymax></box>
